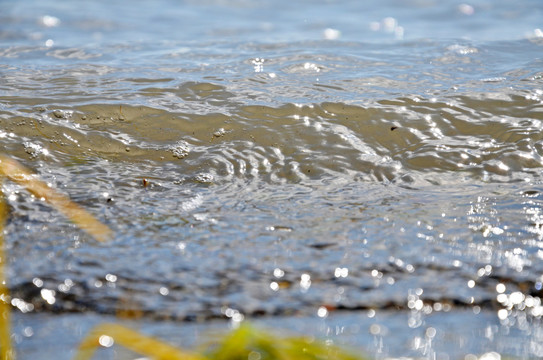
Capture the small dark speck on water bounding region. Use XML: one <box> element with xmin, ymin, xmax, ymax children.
<box><xmin>308</xmin><ymin>242</ymin><xmax>337</xmax><ymax>249</ymax></box>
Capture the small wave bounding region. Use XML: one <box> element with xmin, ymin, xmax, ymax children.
<box><xmin>3</xmin><ymin>89</ymin><xmax>542</xmax><ymax>186</ymax></box>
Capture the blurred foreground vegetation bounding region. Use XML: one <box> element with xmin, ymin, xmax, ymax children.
<box><xmin>75</xmin><ymin>322</ymin><xmax>364</xmax><ymax>360</ymax></box>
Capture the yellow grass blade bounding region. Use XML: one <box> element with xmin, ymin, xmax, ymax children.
<box><xmin>73</xmin><ymin>323</ymin><xmax>205</xmax><ymax>360</ymax></box>
<box><xmin>203</xmin><ymin>324</ymin><xmax>365</xmax><ymax>360</ymax></box>
<box><xmin>0</xmin><ymin>155</ymin><xmax>112</xmax><ymax>242</ymax></box>
<box><xmin>0</xmin><ymin>188</ymin><xmax>14</xmax><ymax>360</ymax></box>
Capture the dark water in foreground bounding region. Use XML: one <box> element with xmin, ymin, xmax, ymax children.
<box><xmin>1</xmin><ymin>0</ymin><xmax>543</xmax><ymax>358</ymax></box>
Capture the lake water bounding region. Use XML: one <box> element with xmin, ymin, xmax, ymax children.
<box><xmin>1</xmin><ymin>0</ymin><xmax>543</xmax><ymax>358</ymax></box>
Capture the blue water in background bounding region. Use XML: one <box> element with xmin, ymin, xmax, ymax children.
<box><xmin>4</xmin><ymin>0</ymin><xmax>543</xmax><ymax>46</ymax></box>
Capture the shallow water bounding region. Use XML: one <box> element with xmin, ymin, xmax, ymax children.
<box><xmin>1</xmin><ymin>0</ymin><xmax>543</xmax><ymax>358</ymax></box>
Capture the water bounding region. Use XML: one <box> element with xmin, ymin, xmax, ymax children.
<box><xmin>1</xmin><ymin>0</ymin><xmax>543</xmax><ymax>358</ymax></box>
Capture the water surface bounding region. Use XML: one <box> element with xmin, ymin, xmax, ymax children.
<box><xmin>1</xmin><ymin>0</ymin><xmax>543</xmax><ymax>358</ymax></box>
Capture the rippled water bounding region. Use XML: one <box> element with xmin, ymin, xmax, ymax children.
<box><xmin>2</xmin><ymin>0</ymin><xmax>543</xmax><ymax>358</ymax></box>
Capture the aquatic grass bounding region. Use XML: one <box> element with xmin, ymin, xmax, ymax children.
<box><xmin>74</xmin><ymin>323</ymin><xmax>205</xmax><ymax>360</ymax></box>
<box><xmin>74</xmin><ymin>322</ymin><xmax>365</xmax><ymax>360</ymax></box>
<box><xmin>0</xmin><ymin>184</ymin><xmax>14</xmax><ymax>360</ymax></box>
<box><xmin>0</xmin><ymin>154</ymin><xmax>113</xmax><ymax>359</ymax></box>
<box><xmin>201</xmin><ymin>323</ymin><xmax>363</xmax><ymax>360</ymax></box>
<box><xmin>0</xmin><ymin>155</ymin><xmax>112</xmax><ymax>242</ymax></box>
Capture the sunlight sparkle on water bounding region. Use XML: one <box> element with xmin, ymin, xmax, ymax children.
<box><xmin>41</xmin><ymin>15</ymin><xmax>60</xmax><ymax>27</ymax></box>
<box><xmin>300</xmin><ymin>273</ymin><xmax>311</xmax><ymax>291</ymax></box>
<box><xmin>23</xmin><ymin>327</ymin><xmax>34</xmax><ymax>337</ymax></box>
<box><xmin>32</xmin><ymin>278</ymin><xmax>43</xmax><ymax>287</ymax></box>
<box><xmin>252</xmin><ymin>58</ymin><xmax>264</xmax><ymax>73</ymax></box>
<box><xmin>222</xmin><ymin>307</ymin><xmax>245</xmax><ymax>328</ymax></box>
<box><xmin>58</xmin><ymin>279</ymin><xmax>74</xmax><ymax>293</ymax></box>
<box><xmin>40</xmin><ymin>289</ymin><xmax>56</xmax><ymax>305</ymax></box>
<box><xmin>497</xmin><ymin>309</ymin><xmax>508</xmax><ymax>320</ymax></box>
<box><xmin>223</xmin><ymin>307</ymin><xmax>244</xmax><ymax>323</ymax></box>
<box><xmin>11</xmin><ymin>298</ymin><xmax>34</xmax><ymax>313</ymax></box>
<box><xmin>369</xmin><ymin>16</ymin><xmax>404</xmax><ymax>39</ymax></box>
<box><xmin>273</xmin><ymin>268</ymin><xmax>284</xmax><ymax>278</ymax></box>
<box><xmin>98</xmin><ymin>335</ymin><xmax>114</xmax><ymax>348</ymax></box>
<box><xmin>323</xmin><ymin>28</ymin><xmax>341</xmax><ymax>40</ymax></box>
<box><xmin>159</xmin><ymin>287</ymin><xmax>169</xmax><ymax>296</ymax></box>
<box><xmin>317</xmin><ymin>306</ymin><xmax>328</xmax><ymax>318</ymax></box>
<box><xmin>334</xmin><ymin>267</ymin><xmax>348</xmax><ymax>278</ymax></box>
<box><xmin>458</xmin><ymin>4</ymin><xmax>475</xmax><ymax>16</ymax></box>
